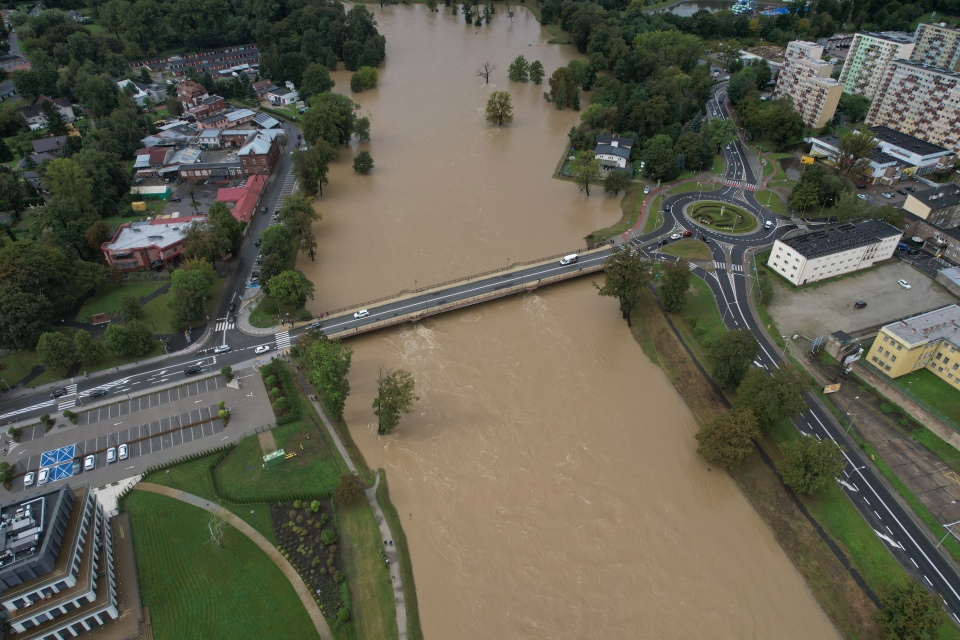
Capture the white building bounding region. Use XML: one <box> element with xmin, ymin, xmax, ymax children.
<box><xmin>768</xmin><ymin>220</ymin><xmax>902</xmax><ymax>286</ymax></box>
<box><xmin>593</xmin><ymin>134</ymin><xmax>633</xmax><ymax>171</ymax></box>
<box><xmin>838</xmin><ymin>31</ymin><xmax>915</xmax><ymax>100</ymax></box>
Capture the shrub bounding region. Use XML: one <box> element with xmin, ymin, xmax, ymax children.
<box><xmin>41</xmin><ymin>413</ymin><xmax>50</xmax><ymax>425</ymax></box>
<box><xmin>320</xmin><ymin>513</ymin><xmax>330</xmax><ymax>525</ymax></box>
<box><xmin>333</xmin><ymin>473</ymin><xmax>366</xmax><ymax>505</ymax></box>
<box><xmin>221</xmin><ymin>365</ymin><xmax>232</xmax><ymax>380</ymax></box>
<box><xmin>701</xmin><ymin>337</ymin><xmax>714</xmax><ymax>349</ymax></box>
<box><xmin>692</xmin><ymin>326</ymin><xmax>705</xmax><ymax>338</ymax></box>
<box><xmin>265</xmin><ymin>375</ymin><xmax>278</xmax><ymax>387</ymax></box>
<box><xmin>337</xmin><ymin>608</ymin><xmax>351</xmax><ymax>624</ymax></box>
<box><xmin>685</xmin><ymin>315</ymin><xmax>697</xmax><ymax>328</ymax></box>
<box><xmin>288</xmin><ymin>510</ymin><xmax>297</xmax><ymax>519</ymax></box>
<box><xmin>320</xmin><ymin>528</ymin><xmax>338</xmax><ymax>545</ymax></box>
<box><xmin>296</xmin><ymin>308</ymin><xmax>312</xmax><ymax>321</ymax></box>
<box><xmin>218</xmin><ymin>400</ymin><xmax>225</xmax><ymax>410</ymax></box>
<box><xmin>296</xmin><ymin>514</ymin><xmax>304</xmax><ymax>524</ymax></box>
<box><xmin>333</xmin><ymin>570</ymin><xmax>345</xmax><ymax>584</ymax></box>
<box><xmin>63</xmin><ymin>410</ymin><xmax>78</xmax><ymax>424</ymax></box>
<box><xmin>293</xmin><ymin>499</ymin><xmax>302</xmax><ymax>509</ymax></box>
<box><xmin>6</xmin><ymin>427</ymin><xmax>21</xmax><ymax>443</ymax></box>
<box><xmin>311</xmin><ymin>500</ymin><xmax>321</xmax><ymax>512</ymax></box>
<box><xmin>327</xmin><ymin>557</ymin><xmax>334</xmax><ymax>567</ymax></box>
<box><xmin>218</xmin><ymin>409</ymin><xmax>230</xmax><ymax>425</ymax></box>
<box><xmin>273</xmin><ymin>397</ymin><xmax>289</xmax><ymax>411</ymax></box>
<box><xmin>880</xmin><ymin>403</ymin><xmax>897</xmax><ymax>413</ymax></box>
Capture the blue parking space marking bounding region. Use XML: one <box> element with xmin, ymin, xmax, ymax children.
<box><xmin>40</xmin><ymin>444</ymin><xmax>75</xmax><ymax>468</ymax></box>
<box><xmin>49</xmin><ymin>462</ymin><xmax>73</xmax><ymax>482</ymax></box>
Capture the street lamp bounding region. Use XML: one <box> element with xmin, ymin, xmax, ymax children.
<box><xmin>845</xmin><ymin>411</ymin><xmax>857</xmax><ymax>433</ymax></box>
<box><xmin>0</xmin><ymin>378</ymin><xmax>8</xmax><ymax>392</ymax></box>
<box><xmin>938</xmin><ymin>518</ymin><xmax>960</xmax><ymax>548</ymax></box>
<box><xmin>781</xmin><ymin>335</ymin><xmax>790</xmax><ymax>358</ymax></box>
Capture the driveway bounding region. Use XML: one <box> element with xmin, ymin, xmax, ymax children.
<box><xmin>767</xmin><ymin>259</ymin><xmax>959</xmax><ymax>339</ymax></box>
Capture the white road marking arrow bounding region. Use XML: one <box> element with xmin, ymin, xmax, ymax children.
<box><xmin>874</xmin><ymin>529</ymin><xmax>904</xmax><ymax>550</ymax></box>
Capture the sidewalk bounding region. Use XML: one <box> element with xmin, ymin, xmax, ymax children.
<box><xmin>136</xmin><ymin>482</ymin><xmax>333</xmax><ymax>640</ymax></box>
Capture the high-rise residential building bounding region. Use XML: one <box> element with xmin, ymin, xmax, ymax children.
<box><xmin>774</xmin><ymin>41</ymin><xmax>843</xmax><ymax>128</ymax></box>
<box><xmin>911</xmin><ymin>22</ymin><xmax>960</xmax><ymax>70</ymax></box>
<box><xmin>838</xmin><ymin>32</ymin><xmax>916</xmax><ymax>99</ymax></box>
<box><xmin>866</xmin><ymin>60</ymin><xmax>960</xmax><ymax>154</ymax></box>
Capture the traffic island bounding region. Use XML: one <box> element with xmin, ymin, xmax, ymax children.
<box><xmin>688</xmin><ymin>201</ymin><xmax>758</xmax><ymax>233</ymax></box>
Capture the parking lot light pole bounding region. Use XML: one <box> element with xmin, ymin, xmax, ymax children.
<box><xmin>938</xmin><ymin>519</ymin><xmax>960</xmax><ymax>548</ymax></box>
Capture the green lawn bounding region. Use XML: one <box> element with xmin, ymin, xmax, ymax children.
<box><xmin>887</xmin><ymin>368</ymin><xmax>960</xmax><ymax>428</ymax></box>
<box><xmin>141</xmin><ymin>289</ymin><xmax>179</xmax><ymax>334</ymax></box>
<box><xmin>101</xmin><ymin>200</ymin><xmax>168</xmax><ymax>231</ymax></box>
<box><xmin>214</xmin><ymin>418</ymin><xmax>342</xmax><ymax>501</ymax></box>
<box><xmin>755</xmin><ymin>190</ymin><xmax>789</xmax><ymax>216</ymax></box>
<box><xmin>77</xmin><ymin>281</ymin><xmax>167</xmax><ymax>322</ymax></box>
<box><xmin>711</xmin><ymin>154</ymin><xmax>724</xmax><ymax>176</ymax></box>
<box><xmin>0</xmin><ymin>351</ymin><xmax>42</xmax><ymax>389</ymax></box>
<box><xmin>669</xmin><ymin>276</ymin><xmax>727</xmax><ymax>367</ymax></box>
<box><xmin>249</xmin><ymin>295</ymin><xmax>302</xmax><ymax>328</ymax></box>
<box><xmin>661</xmin><ymin>239</ymin><xmax>711</xmax><ymax>261</ymax></box>
<box><xmin>689</xmin><ymin>201</ymin><xmax>757</xmax><ymax>233</ymax></box>
<box><xmin>125</xmin><ymin>491</ymin><xmax>320</xmax><ymax>640</ymax></box>
<box><xmin>669</xmin><ymin>180</ymin><xmax>720</xmax><ymax>195</ymax></box>
<box><xmin>644</xmin><ymin>195</ymin><xmax>664</xmax><ymax>233</ymax></box>
<box><xmin>338</xmin><ymin>499</ymin><xmax>399</xmax><ymax>640</ymax></box>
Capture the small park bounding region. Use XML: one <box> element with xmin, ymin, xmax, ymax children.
<box><xmin>688</xmin><ymin>201</ymin><xmax>757</xmax><ymax>233</ymax></box>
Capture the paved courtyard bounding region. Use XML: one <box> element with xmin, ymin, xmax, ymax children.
<box><xmin>767</xmin><ymin>259</ymin><xmax>959</xmax><ymax>340</ymax></box>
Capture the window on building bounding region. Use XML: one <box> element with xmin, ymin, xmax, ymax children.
<box><xmin>872</xmin><ymin>355</ymin><xmax>879</xmax><ymax>363</ymax></box>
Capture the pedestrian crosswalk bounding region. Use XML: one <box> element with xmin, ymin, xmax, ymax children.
<box><xmin>687</xmin><ymin>262</ymin><xmax>698</xmax><ymax>272</ymax></box>
<box><xmin>723</xmin><ymin>179</ymin><xmax>758</xmax><ymax>191</ymax></box>
<box><xmin>56</xmin><ymin>384</ymin><xmax>78</xmax><ymax>410</ymax></box>
<box><xmin>275</xmin><ymin>331</ymin><xmax>291</xmax><ymax>349</ymax></box>
<box><xmin>712</xmin><ymin>262</ymin><xmax>743</xmax><ymax>273</ymax></box>
<box><xmin>215</xmin><ymin>319</ymin><xmax>236</xmax><ymax>331</ymax></box>
<box><xmin>273</xmin><ymin>174</ymin><xmax>298</xmax><ymax>213</ymax></box>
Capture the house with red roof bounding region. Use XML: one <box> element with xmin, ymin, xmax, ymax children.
<box><xmin>216</xmin><ymin>174</ymin><xmax>266</xmax><ymax>225</ymax></box>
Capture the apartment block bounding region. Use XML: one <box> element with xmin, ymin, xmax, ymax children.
<box><xmin>912</xmin><ymin>22</ymin><xmax>960</xmax><ymax>70</ymax></box>
<box><xmin>767</xmin><ymin>220</ymin><xmax>902</xmax><ymax>286</ymax></box>
<box><xmin>838</xmin><ymin>32</ymin><xmax>915</xmax><ymax>99</ymax></box>
<box><xmin>867</xmin><ymin>305</ymin><xmax>960</xmax><ymax>388</ymax></box>
<box><xmin>866</xmin><ymin>60</ymin><xmax>960</xmax><ymax>154</ymax></box>
<box><xmin>774</xmin><ymin>41</ymin><xmax>843</xmax><ymax>128</ymax></box>
<box><xmin>904</xmin><ymin>184</ymin><xmax>960</xmax><ymax>227</ymax></box>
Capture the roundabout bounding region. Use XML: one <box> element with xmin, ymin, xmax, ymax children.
<box><xmin>687</xmin><ymin>201</ymin><xmax>758</xmax><ymax>233</ymax></box>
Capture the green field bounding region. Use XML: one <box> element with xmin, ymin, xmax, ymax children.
<box><xmin>250</xmin><ymin>295</ymin><xmax>302</xmax><ymax>328</ymax></box>
<box><xmin>887</xmin><ymin>368</ymin><xmax>960</xmax><ymax>428</ymax></box>
<box><xmin>661</xmin><ymin>238</ymin><xmax>711</xmax><ymax>261</ymax></box>
<box><xmin>644</xmin><ymin>195</ymin><xmax>664</xmax><ymax>233</ymax></box>
<box><xmin>689</xmin><ymin>201</ymin><xmax>757</xmax><ymax>233</ymax></box>
<box><xmin>711</xmin><ymin>154</ymin><xmax>724</xmax><ymax>175</ymax></box>
<box><xmin>338</xmin><ymin>498</ymin><xmax>399</xmax><ymax>640</ymax></box>
<box><xmin>125</xmin><ymin>491</ymin><xmax>320</xmax><ymax>640</ymax></box>
<box><xmin>76</xmin><ymin>281</ymin><xmax>167</xmax><ymax>322</ymax></box>
<box><xmin>755</xmin><ymin>190</ymin><xmax>789</xmax><ymax>216</ymax></box>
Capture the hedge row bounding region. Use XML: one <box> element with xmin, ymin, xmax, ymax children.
<box><xmin>261</xmin><ymin>360</ymin><xmax>304</xmax><ymax>426</ymax></box>
<box><xmin>116</xmin><ymin>446</ymin><xmax>234</xmax><ymax>512</ymax></box>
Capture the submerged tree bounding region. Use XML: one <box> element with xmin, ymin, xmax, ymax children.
<box><xmin>595</xmin><ymin>247</ymin><xmax>652</xmax><ymax>326</ymax></box>
<box><xmin>373</xmin><ymin>366</ymin><xmax>419</xmax><ymax>435</ymax></box>
<box><xmin>485</xmin><ymin>91</ymin><xmax>513</xmax><ymax>126</ymax></box>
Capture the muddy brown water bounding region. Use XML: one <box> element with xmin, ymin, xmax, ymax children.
<box><xmin>298</xmin><ymin>6</ymin><xmax>839</xmax><ymax>638</ymax></box>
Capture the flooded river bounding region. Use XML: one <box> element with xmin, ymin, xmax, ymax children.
<box><xmin>300</xmin><ymin>6</ymin><xmax>839</xmax><ymax>638</ymax></box>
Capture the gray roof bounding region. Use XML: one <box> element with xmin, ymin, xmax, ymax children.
<box><xmin>104</xmin><ymin>221</ymin><xmax>191</xmax><ymax>252</ymax></box>
<box><xmin>596</xmin><ymin>134</ymin><xmax>633</xmax><ymax>149</ymax></box>
<box><xmin>594</xmin><ymin>144</ymin><xmax>631</xmax><ymax>160</ymax></box>
<box><xmin>870</xmin><ymin>125</ymin><xmax>951</xmax><ymax>158</ymax></box>
<box><xmin>909</xmin><ymin>184</ymin><xmax>960</xmax><ymax>211</ymax></box>
<box><xmin>253</xmin><ymin>113</ymin><xmax>279</xmax><ymax>129</ymax></box>
<box><xmin>238</xmin><ymin>132</ymin><xmax>274</xmax><ymax>156</ymax></box>
<box><xmin>780</xmin><ymin>220</ymin><xmax>902</xmax><ymax>259</ymax></box>
<box><xmin>883</xmin><ymin>304</ymin><xmax>960</xmax><ymax>348</ymax></box>
<box><xmin>31</xmin><ymin>136</ymin><xmax>65</xmax><ymax>154</ymax></box>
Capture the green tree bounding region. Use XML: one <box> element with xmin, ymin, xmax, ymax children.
<box><xmin>788</xmin><ymin>180</ymin><xmax>820</xmax><ymax>214</ymax></box>
<box><xmin>278</xmin><ymin>194</ymin><xmax>322</xmax><ymax>261</ymax></box>
<box><xmin>355</xmin><ymin>66</ymin><xmax>378</xmax><ymax>90</ymax></box>
<box><xmin>735</xmin><ymin>365</ymin><xmax>808</xmax><ymax>431</ymax></box>
<box><xmin>484</xmin><ymin>91</ymin><xmax>513</xmax><ymax>126</ymax></box>
<box><xmin>595</xmin><ymin>247</ymin><xmax>652</xmax><ymax>326</ymax></box>
<box><xmin>334</xmin><ymin>473</ymin><xmax>366</xmax><ymax>504</ymax></box>
<box><xmin>182</xmin><ymin>217</ymin><xmax>232</xmax><ymax>263</ymax></box>
<box><xmin>642</xmin><ymin>135</ymin><xmax>679</xmax><ymax>182</ymax></box>
<box><xmin>659</xmin><ymin>259</ymin><xmax>690</xmax><ymax>313</ymax></box>
<box><xmin>548</xmin><ymin>67</ymin><xmax>575</xmax><ymax>108</ymax></box>
<box><xmin>303</xmin><ymin>92</ymin><xmax>359</xmax><ymax>148</ymax></box>
<box><xmin>292</xmin><ymin>140</ymin><xmax>336</xmax><ymax>198</ymax></box>
<box><xmin>259</xmin><ymin>224</ymin><xmax>294</xmax><ymax>264</ymax></box>
<box><xmin>74</xmin><ymin>330</ymin><xmax>105</xmax><ymax>365</ymax></box>
<box><xmin>353</xmin><ymin>116</ymin><xmax>371</xmax><ymax>143</ymax></box>
<box><xmin>41</xmin><ymin>99</ymin><xmax>67</xmax><ymax>136</ymax></box>
<box><xmin>603</xmin><ymin>171</ymin><xmax>630</xmax><ymax>196</ymax></box>
<box><xmin>507</xmin><ymin>55</ymin><xmax>529</xmax><ymax>82</ymax></box>
<box><xmin>830</xmin><ymin>131</ymin><xmax>878</xmax><ymax>180</ymax></box>
<box><xmin>84</xmin><ymin>220</ymin><xmax>113</xmax><ymax>253</ymax></box>
<box><xmin>299</xmin><ymin>63</ymin><xmax>335</xmax><ymax>103</ymax></box>
<box><xmin>119</xmin><ymin>294</ymin><xmax>144</xmax><ymax>322</ymax></box>
<box><xmin>777</xmin><ymin>435</ymin><xmax>846</xmax><ymax>494</ymax></box>
<box><xmin>373</xmin><ymin>366</ymin><xmax>419</xmax><ymax>435</ymax></box>
<box><xmin>353</xmin><ymin>151</ymin><xmax>374</xmax><ymax>174</ymax></box>
<box><xmin>125</xmin><ymin>321</ymin><xmax>155</xmax><ymax>356</ymax></box>
<box><xmin>169</xmin><ymin>258</ymin><xmax>214</xmax><ymax>327</ymax></box>
<box><xmin>674</xmin><ymin>131</ymin><xmax>705</xmax><ymax>171</ymax></box>
<box><xmin>209</xmin><ymin>201</ymin><xmax>242</xmax><ymax>254</ymax></box>
<box><xmin>529</xmin><ymin>60</ymin><xmax>545</xmax><ymax>84</ymax></box>
<box><xmin>0</xmin><ymin>139</ymin><xmax>13</xmax><ymax>163</ymax></box>
<box><xmin>840</xmin><ymin>93</ymin><xmax>871</xmax><ymax>123</ymax></box>
<box><xmin>260</xmin><ymin>254</ymin><xmax>287</xmax><ymax>291</ymax></box>
<box><xmin>709</xmin><ymin>329</ymin><xmax>759</xmax><ymax>391</ymax></box>
<box><xmin>695</xmin><ymin>407</ymin><xmax>760</xmax><ymax>469</ymax></box>
<box><xmin>875</xmin><ymin>580</ymin><xmax>946</xmax><ymax>640</ymax></box>
<box><xmin>103</xmin><ymin>323</ymin><xmax>131</xmax><ymax>356</ymax></box>
<box><xmin>831</xmin><ymin>191</ymin><xmax>872</xmax><ymax>224</ymax></box>
<box><xmin>36</xmin><ymin>331</ymin><xmax>76</xmax><ymax>370</ymax></box>
<box><xmin>302</xmin><ymin>336</ymin><xmax>353</xmax><ymax>420</ymax></box>
<box><xmin>267</xmin><ymin>270</ymin><xmax>315</xmax><ymax>308</ymax></box>
<box><xmin>571</xmin><ymin>151</ymin><xmax>601</xmax><ymax>196</ymax></box>
<box><xmin>701</xmin><ymin>118</ymin><xmax>737</xmax><ymax>153</ymax></box>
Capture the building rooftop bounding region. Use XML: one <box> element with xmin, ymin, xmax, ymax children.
<box><xmin>226</xmin><ymin>108</ymin><xmax>255</xmax><ymax>122</ymax></box>
<box><xmin>199</xmin><ymin>129</ymin><xmax>221</xmax><ymax>139</ymax></box>
<box><xmin>858</xmin><ymin>30</ymin><xmax>915</xmax><ymax>44</ymax></box>
<box><xmin>870</xmin><ymin>125</ymin><xmax>951</xmax><ymax>157</ymax></box>
<box><xmin>253</xmin><ymin>112</ymin><xmax>279</xmax><ymax>129</ymax></box>
<box><xmin>780</xmin><ymin>220</ymin><xmax>901</xmax><ymax>259</ymax></box>
<box><xmin>596</xmin><ymin>134</ymin><xmax>633</xmax><ymax>149</ymax></box>
<box><xmin>910</xmin><ymin>184</ymin><xmax>960</xmax><ymax>211</ymax></box>
<box><xmin>594</xmin><ymin>144</ymin><xmax>631</xmax><ymax>159</ymax></box>
<box><xmin>884</xmin><ymin>304</ymin><xmax>960</xmax><ymax>347</ymax></box>
<box><xmin>103</xmin><ymin>220</ymin><xmax>195</xmax><ymax>253</ymax></box>
<box><xmin>0</xmin><ymin>491</ymin><xmax>62</xmax><ymax>573</ymax></box>
<box><xmin>237</xmin><ymin>131</ymin><xmax>276</xmax><ymax>156</ymax></box>
<box><xmin>31</xmin><ymin>136</ymin><xmax>65</xmax><ymax>154</ymax></box>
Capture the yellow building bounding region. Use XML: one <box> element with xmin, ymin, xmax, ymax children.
<box><xmin>867</xmin><ymin>305</ymin><xmax>960</xmax><ymax>389</ymax></box>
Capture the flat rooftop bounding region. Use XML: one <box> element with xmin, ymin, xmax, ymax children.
<box><xmin>103</xmin><ymin>221</ymin><xmax>192</xmax><ymax>252</ymax></box>
<box><xmin>780</xmin><ymin>220</ymin><xmax>901</xmax><ymax>259</ymax></box>
<box><xmin>871</xmin><ymin>125</ymin><xmax>951</xmax><ymax>158</ymax></box>
<box><xmin>884</xmin><ymin>304</ymin><xmax>960</xmax><ymax>347</ymax></box>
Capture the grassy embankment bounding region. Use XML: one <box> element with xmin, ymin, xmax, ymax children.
<box><xmin>660</xmin><ymin>239</ymin><xmax>711</xmax><ymax>261</ymax></box>
<box><xmin>585</xmin><ymin>183</ymin><xmax>644</xmax><ymax>244</ymax></box>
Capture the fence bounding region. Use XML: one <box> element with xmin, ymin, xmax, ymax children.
<box><xmin>325</xmin><ymin>263</ymin><xmax>606</xmax><ymax>341</ymax></box>
<box><xmin>319</xmin><ymin>247</ymin><xmax>593</xmax><ymax>318</ymax></box>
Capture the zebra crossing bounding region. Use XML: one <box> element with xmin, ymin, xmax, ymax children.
<box><xmin>56</xmin><ymin>384</ymin><xmax>79</xmax><ymax>410</ymax></box>
<box><xmin>722</xmin><ymin>179</ymin><xmax>758</xmax><ymax>191</ymax></box>
<box><xmin>214</xmin><ymin>318</ymin><xmax>236</xmax><ymax>331</ymax></box>
<box><xmin>275</xmin><ymin>331</ymin><xmax>291</xmax><ymax>349</ymax></box>
<box><xmin>273</xmin><ymin>174</ymin><xmax>298</xmax><ymax>212</ymax></box>
<box><xmin>712</xmin><ymin>262</ymin><xmax>743</xmax><ymax>273</ymax></box>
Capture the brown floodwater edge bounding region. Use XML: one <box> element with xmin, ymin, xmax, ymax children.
<box><xmin>630</xmin><ymin>286</ymin><xmax>882</xmax><ymax>638</ymax></box>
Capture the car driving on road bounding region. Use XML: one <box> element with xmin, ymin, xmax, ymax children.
<box><xmin>353</xmin><ymin>309</ymin><xmax>369</xmax><ymax>319</ymax></box>
<box><xmin>304</xmin><ymin>322</ymin><xmax>321</xmax><ymax>330</ymax></box>
<box><xmin>670</xmin><ymin>233</ymin><xmax>682</xmax><ymax>240</ymax></box>
<box><xmin>50</xmin><ymin>387</ymin><xmax>68</xmax><ymax>399</ymax></box>
<box><xmin>214</xmin><ymin>345</ymin><xmax>231</xmax><ymax>354</ymax></box>
<box><xmin>184</xmin><ymin>365</ymin><xmax>202</xmax><ymax>376</ymax></box>
<box><xmin>88</xmin><ymin>388</ymin><xmax>107</xmax><ymax>398</ymax></box>
<box><xmin>255</xmin><ymin>345</ymin><xmax>271</xmax><ymax>354</ymax></box>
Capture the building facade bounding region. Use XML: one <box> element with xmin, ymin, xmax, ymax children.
<box><xmin>911</xmin><ymin>22</ymin><xmax>960</xmax><ymax>70</ymax></box>
<box><xmin>101</xmin><ymin>218</ymin><xmax>200</xmax><ymax>271</ymax></box>
<box><xmin>838</xmin><ymin>32</ymin><xmax>915</xmax><ymax>99</ymax></box>
<box><xmin>903</xmin><ymin>184</ymin><xmax>960</xmax><ymax>227</ymax></box>
<box><xmin>767</xmin><ymin>220</ymin><xmax>902</xmax><ymax>285</ymax></box>
<box><xmin>775</xmin><ymin>41</ymin><xmax>843</xmax><ymax>128</ymax></box>
<box><xmin>237</xmin><ymin>131</ymin><xmax>282</xmax><ymax>176</ymax></box>
<box><xmin>809</xmin><ymin>125</ymin><xmax>955</xmax><ymax>183</ymax></box>
<box><xmin>176</xmin><ymin>80</ymin><xmax>207</xmax><ymax>109</ymax></box>
<box><xmin>866</xmin><ymin>305</ymin><xmax>960</xmax><ymax>388</ymax></box>
<box><xmin>904</xmin><ymin>211</ymin><xmax>960</xmax><ymax>264</ymax></box>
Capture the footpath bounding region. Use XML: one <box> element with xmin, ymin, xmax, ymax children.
<box><xmin>136</xmin><ymin>482</ymin><xmax>334</xmax><ymax>640</ymax></box>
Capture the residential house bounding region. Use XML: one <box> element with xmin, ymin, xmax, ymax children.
<box><xmin>220</xmin><ymin>129</ymin><xmax>257</xmax><ymax>147</ymax></box>
<box><xmin>31</xmin><ymin>135</ymin><xmax>66</xmax><ymax>154</ymax></box>
<box><xmin>767</xmin><ymin>220</ymin><xmax>902</xmax><ymax>285</ymax></box>
<box><xmin>188</xmin><ymin>95</ymin><xmax>226</xmax><ymax>119</ymax></box>
<box><xmin>904</xmin><ymin>211</ymin><xmax>960</xmax><ymax>264</ymax></box>
<box><xmin>16</xmin><ymin>96</ymin><xmax>75</xmax><ymax>131</ymax></box>
<box><xmin>266</xmin><ymin>88</ymin><xmax>298</xmax><ymax>105</ymax></box>
<box><xmin>176</xmin><ymin>80</ymin><xmax>207</xmax><ymax>109</ymax></box>
<box><xmin>198</xmin><ymin>129</ymin><xmax>223</xmax><ymax>149</ymax></box>
<box><xmin>252</xmin><ymin>79</ymin><xmax>273</xmax><ymax>97</ymax></box>
<box><xmin>237</xmin><ymin>130</ymin><xmax>281</xmax><ymax>175</ymax></box>
<box><xmin>197</xmin><ymin>113</ymin><xmax>229</xmax><ymax>130</ymax></box>
<box><xmin>137</xmin><ymin>45</ymin><xmax>259</xmax><ymax>77</ymax></box>
<box><xmin>224</xmin><ymin>108</ymin><xmax>256</xmax><ymax>128</ymax></box>
<box><xmin>117</xmin><ymin>79</ymin><xmax>167</xmax><ymax>107</ymax></box>
<box><xmin>0</xmin><ymin>80</ymin><xmax>15</xmax><ymax>102</ymax></box>
<box><xmin>593</xmin><ymin>134</ymin><xmax>633</xmax><ymax>171</ymax></box>
<box><xmin>102</xmin><ymin>218</ymin><xmax>201</xmax><ymax>271</ymax></box>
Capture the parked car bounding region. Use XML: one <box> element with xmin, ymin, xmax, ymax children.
<box><xmin>72</xmin><ymin>458</ymin><xmax>82</xmax><ymax>475</ymax></box>
<box><xmin>214</xmin><ymin>345</ymin><xmax>231</xmax><ymax>354</ymax></box>
<box><xmin>905</xmin><ymin>186</ymin><xmax>916</xmax><ymax>192</ymax></box>
<box><xmin>896</xmin><ymin>189</ymin><xmax>908</xmax><ymax>196</ymax></box>
<box><xmin>184</xmin><ymin>365</ymin><xmax>202</xmax><ymax>376</ymax></box>
<box><xmin>50</xmin><ymin>387</ymin><xmax>67</xmax><ymax>399</ymax></box>
<box><xmin>88</xmin><ymin>388</ymin><xmax>107</xmax><ymax>398</ymax></box>
<box><xmin>856</xmin><ymin>184</ymin><xmax>867</xmax><ymax>189</ymax></box>
<box><xmin>898</xmin><ymin>279</ymin><xmax>912</xmax><ymax>289</ymax></box>
<box><xmin>255</xmin><ymin>345</ymin><xmax>271</xmax><ymax>354</ymax></box>
<box><xmin>643</xmin><ymin>186</ymin><xmax>650</xmax><ymax>194</ymax></box>
<box><xmin>908</xmin><ymin>249</ymin><xmax>922</xmax><ymax>256</ymax></box>
<box><xmin>134</xmin><ymin>177</ymin><xmax>145</xmax><ymax>185</ymax></box>
<box><xmin>228</xmin><ymin>303</ymin><xmax>236</xmax><ymax>312</ymax></box>
<box><xmin>23</xmin><ymin>471</ymin><xmax>34</xmax><ymax>487</ymax></box>
<box><xmin>353</xmin><ymin>309</ymin><xmax>370</xmax><ymax>319</ymax></box>
<box><xmin>84</xmin><ymin>455</ymin><xmax>95</xmax><ymax>471</ymax></box>
<box><xmin>170</xmin><ymin>197</ymin><xmax>181</xmax><ymax>202</ymax></box>
<box><xmin>881</xmin><ymin>192</ymin><xmax>894</xmax><ymax>199</ymax></box>
<box><xmin>670</xmin><ymin>233</ymin><xmax>683</xmax><ymax>240</ymax></box>
<box><xmin>856</xmin><ymin>194</ymin><xmax>868</xmax><ymax>200</ymax></box>
<box><xmin>118</xmin><ymin>444</ymin><xmax>128</xmax><ymax>460</ymax></box>
<box><xmin>304</xmin><ymin>322</ymin><xmax>321</xmax><ymax>330</ymax></box>
<box><xmin>855</xmin><ymin>301</ymin><xmax>868</xmax><ymax>309</ymax></box>
<box><xmin>106</xmin><ymin>447</ymin><xmax>117</xmax><ymax>464</ymax></box>
<box><xmin>38</xmin><ymin>468</ymin><xmax>49</xmax><ymax>485</ymax></box>
<box><xmin>254</xmin><ymin>240</ymin><xmax>261</xmax><ymax>247</ymax></box>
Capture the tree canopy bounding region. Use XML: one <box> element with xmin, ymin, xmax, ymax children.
<box><xmin>484</xmin><ymin>91</ymin><xmax>513</xmax><ymax>126</ymax></box>
<box><xmin>695</xmin><ymin>407</ymin><xmax>761</xmax><ymax>469</ymax></box>
<box><xmin>595</xmin><ymin>247</ymin><xmax>652</xmax><ymax>326</ymax></box>
<box><xmin>709</xmin><ymin>329</ymin><xmax>759</xmax><ymax>392</ymax></box>
<box><xmin>777</xmin><ymin>435</ymin><xmax>846</xmax><ymax>494</ymax></box>
<box><xmin>373</xmin><ymin>367</ymin><xmax>419</xmax><ymax>435</ymax></box>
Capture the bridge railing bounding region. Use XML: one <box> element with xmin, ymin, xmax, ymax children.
<box><xmin>319</xmin><ymin>247</ymin><xmax>592</xmax><ymax>318</ymax></box>
<box><xmin>325</xmin><ymin>262</ymin><xmax>606</xmax><ymax>340</ymax></box>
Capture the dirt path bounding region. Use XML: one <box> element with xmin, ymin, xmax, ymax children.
<box><xmin>258</xmin><ymin>429</ymin><xmax>277</xmax><ymax>453</ymax></box>
<box><xmin>134</xmin><ymin>482</ymin><xmax>333</xmax><ymax>640</ymax></box>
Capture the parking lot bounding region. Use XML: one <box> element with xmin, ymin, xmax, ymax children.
<box><xmin>7</xmin><ymin>369</ymin><xmax>275</xmax><ymax>493</ymax></box>
<box><xmin>767</xmin><ymin>259</ymin><xmax>959</xmax><ymax>340</ymax></box>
